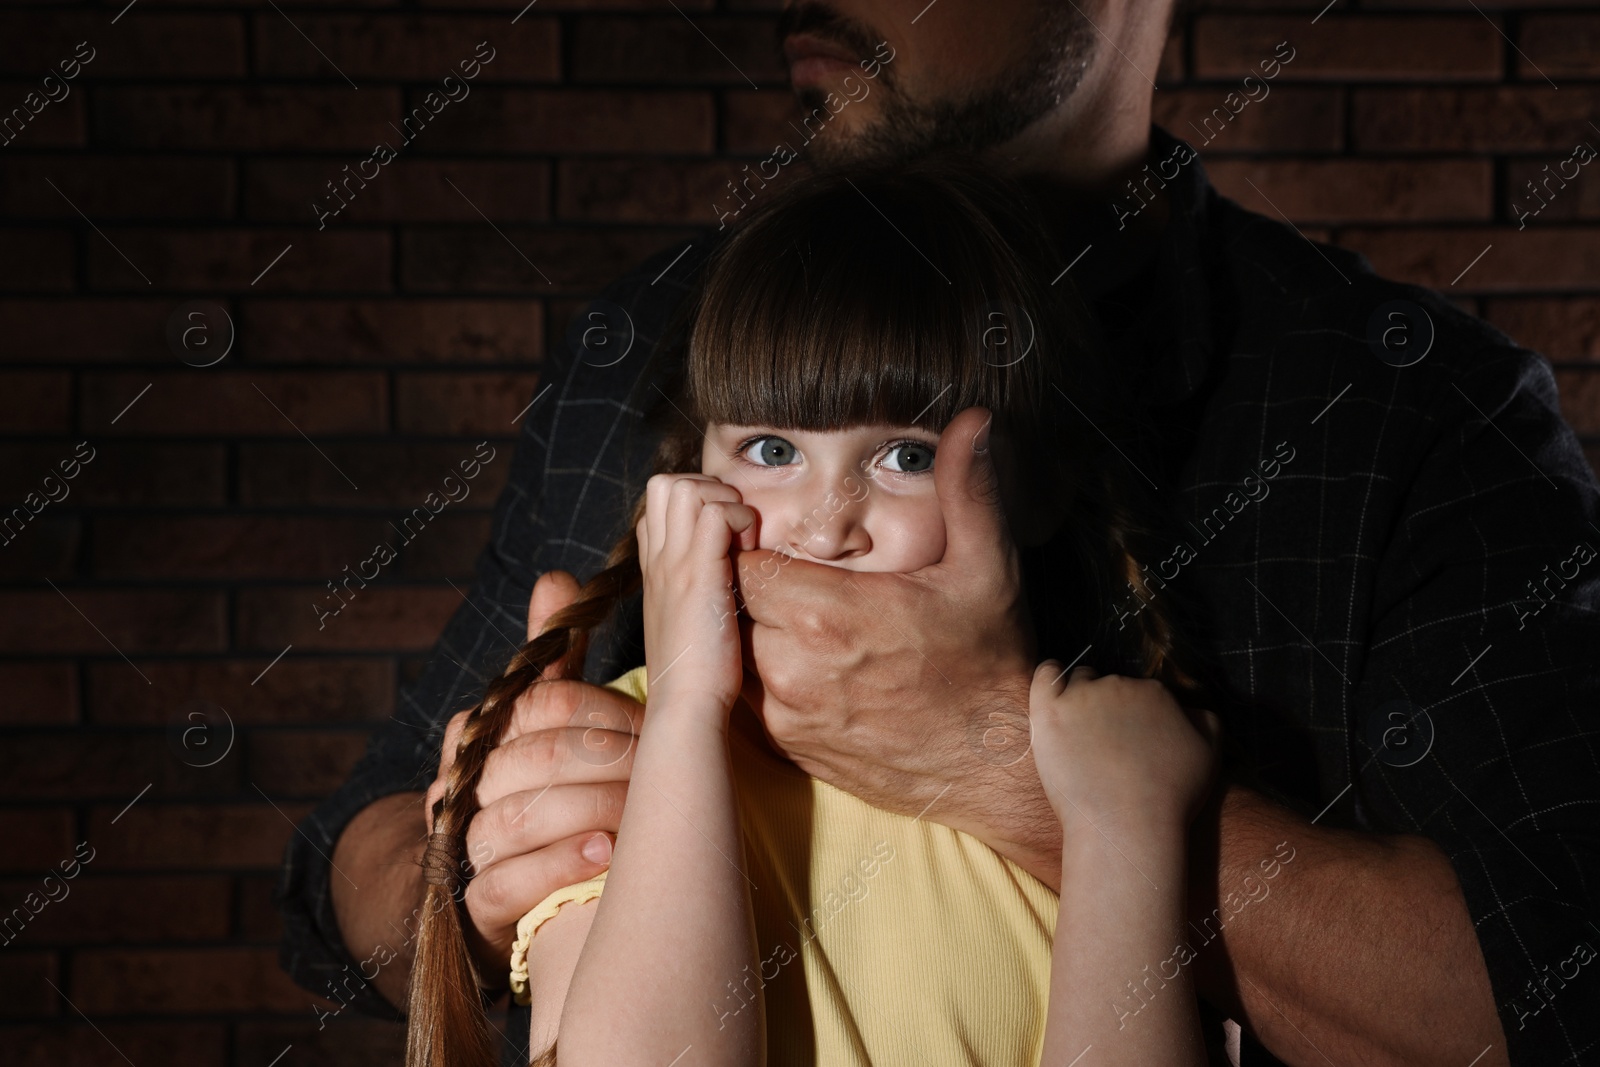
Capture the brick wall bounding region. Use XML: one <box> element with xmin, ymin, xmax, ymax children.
<box><xmin>0</xmin><ymin>0</ymin><xmax>1595</xmax><ymax>1063</ymax></box>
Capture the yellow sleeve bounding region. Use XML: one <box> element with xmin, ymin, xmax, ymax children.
<box><xmin>506</xmin><ymin>666</ymin><xmax>648</xmax><ymax>1005</ymax></box>
<box><xmin>508</xmin><ymin>871</ymin><xmax>608</xmax><ymax>1005</ymax></box>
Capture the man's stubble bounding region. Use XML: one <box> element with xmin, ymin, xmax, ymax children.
<box><xmin>800</xmin><ymin>0</ymin><xmax>1096</xmax><ymax>172</ymax></box>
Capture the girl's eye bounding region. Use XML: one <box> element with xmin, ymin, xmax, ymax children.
<box><xmin>883</xmin><ymin>441</ymin><xmax>935</xmax><ymax>473</ymax></box>
<box><xmin>743</xmin><ymin>436</ymin><xmax>799</xmax><ymax>467</ymax></box>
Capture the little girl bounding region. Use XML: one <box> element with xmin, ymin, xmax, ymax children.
<box><xmin>406</xmin><ymin>154</ymin><xmax>1222</xmax><ymax>1067</ymax></box>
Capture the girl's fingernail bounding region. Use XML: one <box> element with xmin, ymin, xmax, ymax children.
<box><xmin>582</xmin><ymin>833</ymin><xmax>613</xmax><ymax>864</ymax></box>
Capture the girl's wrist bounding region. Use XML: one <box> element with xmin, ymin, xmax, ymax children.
<box><xmin>1058</xmin><ymin>802</ymin><xmax>1191</xmax><ymax>857</ymax></box>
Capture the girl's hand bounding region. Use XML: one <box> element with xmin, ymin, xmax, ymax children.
<box><xmin>636</xmin><ymin>473</ymin><xmax>759</xmax><ymax>719</ymax></box>
<box><xmin>1028</xmin><ymin>664</ymin><xmax>1221</xmax><ymax>837</ymax></box>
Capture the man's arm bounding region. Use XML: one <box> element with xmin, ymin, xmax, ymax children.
<box><xmin>1186</xmin><ymin>781</ymin><xmax>1506</xmax><ymax>1066</ymax></box>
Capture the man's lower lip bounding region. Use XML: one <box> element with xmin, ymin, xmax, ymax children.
<box><xmin>789</xmin><ymin>55</ymin><xmax>857</xmax><ymax>83</ymax></box>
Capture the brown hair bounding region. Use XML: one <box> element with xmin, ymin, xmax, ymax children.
<box><xmin>404</xmin><ymin>152</ymin><xmax>1209</xmax><ymax>1067</ymax></box>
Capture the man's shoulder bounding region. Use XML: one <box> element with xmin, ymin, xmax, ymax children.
<box><xmin>1203</xmin><ymin>189</ymin><xmax>1549</xmax><ymax>415</ymax></box>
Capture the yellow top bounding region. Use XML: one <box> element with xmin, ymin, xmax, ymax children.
<box><xmin>510</xmin><ymin>666</ymin><xmax>1060</xmax><ymax>1065</ymax></box>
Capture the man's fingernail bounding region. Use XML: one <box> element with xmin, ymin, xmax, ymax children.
<box><xmin>973</xmin><ymin>414</ymin><xmax>992</xmax><ymax>455</ymax></box>
<box><xmin>582</xmin><ymin>834</ymin><xmax>613</xmax><ymax>864</ymax></box>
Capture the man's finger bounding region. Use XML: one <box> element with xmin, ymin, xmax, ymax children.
<box><xmin>932</xmin><ymin>406</ymin><xmax>1016</xmax><ymax>578</ymax></box>
<box><xmin>528</xmin><ymin>569</ymin><xmax>586</xmax><ymax>680</ymax></box>
<box><xmin>463</xmin><ymin>829</ymin><xmax>615</xmax><ymax>946</ymax></box>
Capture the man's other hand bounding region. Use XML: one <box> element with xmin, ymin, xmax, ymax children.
<box><xmin>421</xmin><ymin>569</ymin><xmax>642</xmax><ymax>981</ymax></box>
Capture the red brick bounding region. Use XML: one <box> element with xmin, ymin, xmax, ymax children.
<box><xmin>1518</xmin><ymin>16</ymin><xmax>1600</xmax><ymax>80</ymax></box>
<box><xmin>245</xmin><ymin>158</ymin><xmax>551</xmax><ymax>225</ymax></box>
<box><xmin>79</xmin><ymin>372</ymin><xmax>388</xmax><ymax>437</ymax></box>
<box><xmin>1195</xmin><ymin>17</ymin><xmax>1501</xmax><ymax>81</ymax></box>
<box><xmin>238</xmin><ymin>441</ymin><xmax>511</xmax><ymax>507</ymax></box>
<box><xmin>0</xmin><ymin>81</ymin><xmax>85</xmax><ymax>149</ymax></box>
<box><xmin>1158</xmin><ymin>30</ymin><xmax>1185</xmax><ymax>86</ymax></box>
<box><xmin>1209</xmin><ymin>159</ymin><xmax>1492</xmax><ymax>222</ymax></box>
<box><xmin>0</xmin><ymin>663</ymin><xmax>77</xmax><ymax>726</ymax></box>
<box><xmin>0</xmin><ymin>15</ymin><xmax>244</xmax><ymax>78</ymax></box>
<box><xmin>0</xmin><ymin>300</ymin><xmax>173</xmax><ymax>364</ymax></box>
<box><xmin>0</xmin><ymin>733</ymin><xmax>239</xmax><ymax>800</ymax></box>
<box><xmin>236</xmin><ymin>874</ymin><xmax>281</xmax><ymax>943</ymax></box>
<box><xmin>254</xmin><ymin>14</ymin><xmax>557</xmax><ymax>80</ymax></box>
<box><xmin>86</xmin><ymin>230</ymin><xmax>391</xmax><ymax>293</ymax></box>
<box><xmin>0</xmin><ymin>590</ymin><xmax>226</xmax><ymax>655</ymax></box>
<box><xmin>3</xmin><ymin>1023</ymin><xmax>227</xmax><ymax>1067</ymax></box>
<box><xmin>416</xmin><ymin>88</ymin><xmax>714</xmax><ymax>153</ymax></box>
<box><xmin>1352</xmin><ymin>87</ymin><xmax>1600</xmax><ymax>152</ymax></box>
<box><xmin>248</xmin><ymin>729</ymin><xmax>371</xmax><ymax>796</ymax></box>
<box><xmin>1336</xmin><ymin>227</ymin><xmax>1600</xmax><ymax>293</ymax></box>
<box><xmin>0</xmin><ymin>230</ymin><xmax>73</xmax><ymax>293</ymax></box>
<box><xmin>0</xmin><ymin>953</ymin><xmax>57</xmax><ymax>1017</ymax></box>
<box><xmin>395</xmin><ymin>371</ymin><xmax>543</xmax><ymax>433</ymax></box>
<box><xmin>72</xmin><ymin>947</ymin><xmax>316</xmax><ymax>1014</ymax></box>
<box><xmin>0</xmin><ymin>876</ymin><xmax>230</xmax><ymax>945</ymax></box>
<box><xmin>401</xmin><ymin>225</ymin><xmax>697</xmax><ymax>293</ymax></box>
<box><xmin>0</xmin><ymin>442</ymin><xmax>97</xmax><ymax>500</ymax></box>
<box><xmin>0</xmin><ymin>810</ymin><xmax>74</xmax><ymax>873</ymax></box>
<box><xmin>557</xmin><ymin>158</ymin><xmax>738</xmax><ymax>223</ymax></box>
<box><xmin>61</xmin><ymin>444</ymin><xmax>227</xmax><ymax>507</ymax></box>
<box><xmin>0</xmin><ymin>156</ymin><xmax>234</xmax><ymax>221</ymax></box>
<box><xmin>235</xmin><ymin>586</ymin><xmax>462</xmax><ymax>652</ymax></box>
<box><xmin>1154</xmin><ymin>87</ymin><xmax>1343</xmax><ymax>153</ymax></box>
<box><xmin>571</xmin><ymin>15</ymin><xmax>785</xmax><ymax>84</ymax></box>
<box><xmin>95</xmin><ymin>516</ymin><xmax>401</xmax><ymax>579</ymax></box>
<box><xmin>1485</xmin><ymin>299</ymin><xmax>1600</xmax><ymax>361</ymax></box>
<box><xmin>88</xmin><ymin>657</ymin><xmax>395</xmax><ymax>727</ymax></box>
<box><xmin>1505</xmin><ymin>156</ymin><xmax>1600</xmax><ymax>224</ymax></box>
<box><xmin>0</xmin><ymin>372</ymin><xmax>69</xmax><ymax>433</ymax></box>
<box><xmin>235</xmin><ymin>1019</ymin><xmax>408</xmax><ymax>1067</ymax></box>
<box><xmin>1555</xmin><ymin>369</ymin><xmax>1600</xmax><ymax>435</ymax></box>
<box><xmin>94</xmin><ymin>88</ymin><xmax>403</xmax><ymax>151</ymax></box>
<box><xmin>240</xmin><ymin>298</ymin><xmax>544</xmax><ymax>364</ymax></box>
<box><xmin>0</xmin><ymin>515</ymin><xmax>78</xmax><ymax>583</ymax></box>
<box><xmin>87</xmin><ymin>803</ymin><xmax>310</xmax><ymax>870</ymax></box>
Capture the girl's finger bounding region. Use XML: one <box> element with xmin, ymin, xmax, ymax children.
<box><xmin>694</xmin><ymin>502</ymin><xmax>758</xmax><ymax>555</ymax></box>
<box><xmin>1065</xmin><ymin>664</ymin><xmax>1099</xmax><ymax>688</ymax></box>
<box><xmin>1032</xmin><ymin>659</ymin><xmax>1069</xmax><ymax>699</ymax></box>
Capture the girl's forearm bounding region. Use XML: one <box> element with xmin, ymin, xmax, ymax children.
<box><xmin>1041</xmin><ymin>815</ymin><xmax>1206</xmax><ymax>1067</ymax></box>
<box><xmin>559</xmin><ymin>699</ymin><xmax>763</xmax><ymax>1066</ymax></box>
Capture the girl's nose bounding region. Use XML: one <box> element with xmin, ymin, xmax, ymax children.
<box><xmin>787</xmin><ymin>492</ymin><xmax>871</xmax><ymax>562</ymax></box>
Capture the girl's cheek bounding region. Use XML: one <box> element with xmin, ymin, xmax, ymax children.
<box><xmin>872</xmin><ymin>495</ymin><xmax>946</xmax><ymax>571</ymax></box>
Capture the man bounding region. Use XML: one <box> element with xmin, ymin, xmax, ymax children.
<box><xmin>276</xmin><ymin>1</ymin><xmax>1600</xmax><ymax>1063</ymax></box>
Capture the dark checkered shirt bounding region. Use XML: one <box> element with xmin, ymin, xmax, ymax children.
<box><xmin>276</xmin><ymin>127</ymin><xmax>1600</xmax><ymax>1066</ymax></box>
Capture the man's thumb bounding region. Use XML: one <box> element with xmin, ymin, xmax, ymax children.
<box><xmin>934</xmin><ymin>406</ymin><xmax>1011</xmax><ymax>565</ymax></box>
<box><xmin>528</xmin><ymin>569</ymin><xmax>586</xmax><ymax>679</ymax></box>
